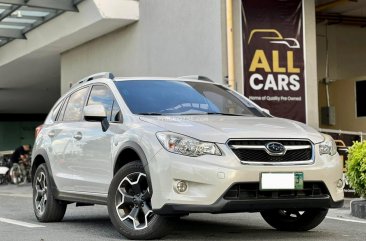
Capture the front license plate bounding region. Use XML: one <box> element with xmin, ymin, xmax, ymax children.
<box><xmin>260</xmin><ymin>172</ymin><xmax>304</xmax><ymax>190</ymax></box>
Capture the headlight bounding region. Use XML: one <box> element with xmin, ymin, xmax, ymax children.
<box><xmin>319</xmin><ymin>134</ymin><xmax>337</xmax><ymax>155</ymax></box>
<box><xmin>156</xmin><ymin>132</ymin><xmax>221</xmax><ymax>157</ymax></box>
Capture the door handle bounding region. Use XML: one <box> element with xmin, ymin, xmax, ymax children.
<box><xmin>48</xmin><ymin>131</ymin><xmax>55</xmax><ymax>138</ymax></box>
<box><xmin>73</xmin><ymin>132</ymin><xmax>82</xmax><ymax>140</ymax></box>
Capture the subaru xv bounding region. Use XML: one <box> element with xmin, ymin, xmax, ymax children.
<box><xmin>31</xmin><ymin>73</ymin><xmax>344</xmax><ymax>239</ymax></box>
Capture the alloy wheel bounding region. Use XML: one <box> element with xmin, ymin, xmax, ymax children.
<box><xmin>34</xmin><ymin>172</ymin><xmax>48</xmax><ymax>215</ymax></box>
<box><xmin>115</xmin><ymin>172</ymin><xmax>155</xmax><ymax>230</ymax></box>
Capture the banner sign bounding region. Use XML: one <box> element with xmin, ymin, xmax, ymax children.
<box><xmin>242</xmin><ymin>0</ymin><xmax>306</xmax><ymax>123</ymax></box>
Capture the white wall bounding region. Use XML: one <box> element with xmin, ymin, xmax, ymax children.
<box><xmin>317</xmin><ymin>23</ymin><xmax>366</xmax><ymax>132</ymax></box>
<box><xmin>61</xmin><ymin>0</ymin><xmax>225</xmax><ymax>94</ymax></box>
<box><xmin>317</xmin><ymin>24</ymin><xmax>366</xmax><ymax>81</ymax></box>
<box><xmin>61</xmin><ymin>0</ymin><xmax>320</xmax><ymax>129</ymax></box>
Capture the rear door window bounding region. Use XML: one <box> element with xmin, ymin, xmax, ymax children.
<box><xmin>63</xmin><ymin>87</ymin><xmax>89</xmax><ymax>122</ymax></box>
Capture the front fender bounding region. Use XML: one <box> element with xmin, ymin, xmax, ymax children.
<box><xmin>114</xmin><ymin>141</ymin><xmax>154</xmax><ymax>195</ymax></box>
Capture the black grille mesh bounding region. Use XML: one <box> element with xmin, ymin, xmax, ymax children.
<box><xmin>224</xmin><ymin>182</ymin><xmax>329</xmax><ymax>200</ymax></box>
<box><xmin>232</xmin><ymin>149</ymin><xmax>312</xmax><ymax>162</ymax></box>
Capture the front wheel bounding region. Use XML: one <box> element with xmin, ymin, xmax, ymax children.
<box><xmin>107</xmin><ymin>161</ymin><xmax>171</xmax><ymax>240</ymax></box>
<box><xmin>260</xmin><ymin>208</ymin><xmax>328</xmax><ymax>231</ymax></box>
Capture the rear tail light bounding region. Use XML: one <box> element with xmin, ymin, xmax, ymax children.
<box><xmin>35</xmin><ymin>125</ymin><xmax>43</xmax><ymax>138</ymax></box>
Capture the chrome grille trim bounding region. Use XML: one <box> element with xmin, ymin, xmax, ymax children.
<box><xmin>227</xmin><ymin>139</ymin><xmax>315</xmax><ymax>166</ymax></box>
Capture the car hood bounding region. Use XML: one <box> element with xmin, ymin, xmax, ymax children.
<box><xmin>139</xmin><ymin>116</ymin><xmax>324</xmax><ymax>144</ymax></box>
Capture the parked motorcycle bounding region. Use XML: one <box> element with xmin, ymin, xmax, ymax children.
<box><xmin>0</xmin><ymin>158</ymin><xmax>10</xmax><ymax>184</ymax></box>
<box><xmin>9</xmin><ymin>157</ymin><xmax>31</xmax><ymax>184</ymax></box>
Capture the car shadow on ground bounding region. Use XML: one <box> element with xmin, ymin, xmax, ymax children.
<box><xmin>58</xmin><ymin>213</ymin><xmax>338</xmax><ymax>241</ymax></box>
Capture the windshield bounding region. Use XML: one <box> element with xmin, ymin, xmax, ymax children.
<box><xmin>115</xmin><ymin>80</ymin><xmax>265</xmax><ymax>116</ymax></box>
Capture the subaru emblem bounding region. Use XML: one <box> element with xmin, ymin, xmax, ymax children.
<box><xmin>265</xmin><ymin>142</ymin><xmax>286</xmax><ymax>156</ymax></box>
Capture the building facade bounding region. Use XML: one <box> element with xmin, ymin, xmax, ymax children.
<box><xmin>0</xmin><ymin>0</ymin><xmax>365</xmax><ymax>151</ymax></box>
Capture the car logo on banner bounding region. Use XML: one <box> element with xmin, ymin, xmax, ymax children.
<box><xmin>248</xmin><ymin>29</ymin><xmax>300</xmax><ymax>49</ymax></box>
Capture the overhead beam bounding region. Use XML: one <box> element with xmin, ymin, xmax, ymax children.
<box><xmin>316</xmin><ymin>0</ymin><xmax>355</xmax><ymax>12</ymax></box>
<box><xmin>0</xmin><ymin>0</ymin><xmax>77</xmax><ymax>12</ymax></box>
<box><xmin>317</xmin><ymin>13</ymin><xmax>366</xmax><ymax>26</ymax></box>
<box><xmin>6</xmin><ymin>15</ymin><xmax>43</xmax><ymax>21</ymax></box>
<box><xmin>0</xmin><ymin>27</ymin><xmax>25</xmax><ymax>38</ymax></box>
<box><xmin>0</xmin><ymin>21</ymin><xmax>31</xmax><ymax>27</ymax></box>
<box><xmin>0</xmin><ymin>4</ymin><xmax>19</xmax><ymax>21</ymax></box>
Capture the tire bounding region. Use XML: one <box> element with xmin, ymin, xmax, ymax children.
<box><xmin>32</xmin><ymin>164</ymin><xmax>67</xmax><ymax>222</ymax></box>
<box><xmin>260</xmin><ymin>208</ymin><xmax>328</xmax><ymax>231</ymax></box>
<box><xmin>10</xmin><ymin>164</ymin><xmax>23</xmax><ymax>184</ymax></box>
<box><xmin>107</xmin><ymin>161</ymin><xmax>171</xmax><ymax>240</ymax></box>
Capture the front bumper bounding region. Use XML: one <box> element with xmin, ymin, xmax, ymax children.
<box><xmin>148</xmin><ymin>143</ymin><xmax>344</xmax><ymax>212</ymax></box>
<box><xmin>154</xmin><ymin>195</ymin><xmax>344</xmax><ymax>215</ymax></box>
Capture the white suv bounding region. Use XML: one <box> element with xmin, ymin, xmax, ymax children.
<box><xmin>31</xmin><ymin>72</ymin><xmax>344</xmax><ymax>240</ymax></box>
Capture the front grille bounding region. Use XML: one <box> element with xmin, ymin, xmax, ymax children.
<box><xmin>232</xmin><ymin>149</ymin><xmax>311</xmax><ymax>162</ymax></box>
<box><xmin>228</xmin><ymin>139</ymin><xmax>313</xmax><ymax>164</ymax></box>
<box><xmin>224</xmin><ymin>182</ymin><xmax>329</xmax><ymax>200</ymax></box>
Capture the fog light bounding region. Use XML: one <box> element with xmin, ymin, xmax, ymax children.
<box><xmin>337</xmin><ymin>179</ymin><xmax>344</xmax><ymax>188</ymax></box>
<box><xmin>176</xmin><ymin>181</ymin><xmax>188</xmax><ymax>193</ymax></box>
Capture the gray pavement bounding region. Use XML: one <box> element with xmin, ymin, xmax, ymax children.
<box><xmin>0</xmin><ymin>183</ymin><xmax>365</xmax><ymax>241</ymax></box>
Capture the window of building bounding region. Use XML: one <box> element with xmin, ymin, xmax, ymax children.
<box><xmin>63</xmin><ymin>87</ymin><xmax>89</xmax><ymax>122</ymax></box>
<box><xmin>356</xmin><ymin>80</ymin><xmax>366</xmax><ymax>117</ymax></box>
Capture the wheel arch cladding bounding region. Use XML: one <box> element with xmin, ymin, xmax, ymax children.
<box><xmin>31</xmin><ymin>155</ymin><xmax>46</xmax><ymax>183</ymax></box>
<box><xmin>31</xmin><ymin>149</ymin><xmax>58</xmax><ymax>197</ymax></box>
<box><xmin>114</xmin><ymin>142</ymin><xmax>153</xmax><ymax>195</ymax></box>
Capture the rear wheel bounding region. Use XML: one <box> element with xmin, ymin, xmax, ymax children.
<box><xmin>108</xmin><ymin>161</ymin><xmax>171</xmax><ymax>240</ymax></box>
<box><xmin>33</xmin><ymin>164</ymin><xmax>67</xmax><ymax>222</ymax></box>
<box><xmin>260</xmin><ymin>208</ymin><xmax>328</xmax><ymax>231</ymax></box>
<box><xmin>10</xmin><ymin>164</ymin><xmax>23</xmax><ymax>184</ymax></box>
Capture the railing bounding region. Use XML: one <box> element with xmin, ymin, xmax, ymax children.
<box><xmin>319</xmin><ymin>128</ymin><xmax>365</xmax><ymax>145</ymax></box>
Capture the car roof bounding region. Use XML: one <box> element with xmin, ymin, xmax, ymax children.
<box><xmin>113</xmin><ymin>77</ymin><xmax>216</xmax><ymax>83</ymax></box>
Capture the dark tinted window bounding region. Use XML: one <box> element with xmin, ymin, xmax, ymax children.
<box><xmin>115</xmin><ymin>80</ymin><xmax>260</xmax><ymax>116</ymax></box>
<box><xmin>356</xmin><ymin>80</ymin><xmax>366</xmax><ymax>117</ymax></box>
<box><xmin>63</xmin><ymin>87</ymin><xmax>89</xmax><ymax>121</ymax></box>
<box><xmin>87</xmin><ymin>85</ymin><xmax>114</xmax><ymax>121</ymax></box>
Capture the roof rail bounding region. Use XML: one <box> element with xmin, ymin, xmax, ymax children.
<box><xmin>73</xmin><ymin>72</ymin><xmax>115</xmax><ymax>87</ymax></box>
<box><xmin>177</xmin><ymin>75</ymin><xmax>214</xmax><ymax>82</ymax></box>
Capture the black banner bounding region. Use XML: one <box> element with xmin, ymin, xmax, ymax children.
<box><xmin>242</xmin><ymin>0</ymin><xmax>306</xmax><ymax>123</ymax></box>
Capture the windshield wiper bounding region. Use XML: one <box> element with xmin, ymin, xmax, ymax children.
<box><xmin>205</xmin><ymin>112</ymin><xmax>244</xmax><ymax>116</ymax></box>
<box><xmin>136</xmin><ymin>112</ymin><xmax>162</xmax><ymax>116</ymax></box>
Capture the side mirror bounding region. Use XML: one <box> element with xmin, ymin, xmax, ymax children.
<box><xmin>84</xmin><ymin>105</ymin><xmax>110</xmax><ymax>132</ymax></box>
<box><xmin>84</xmin><ymin>105</ymin><xmax>107</xmax><ymax>121</ymax></box>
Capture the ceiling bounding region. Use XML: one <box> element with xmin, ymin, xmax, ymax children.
<box><xmin>316</xmin><ymin>0</ymin><xmax>366</xmax><ymax>25</ymax></box>
<box><xmin>0</xmin><ymin>0</ymin><xmax>83</xmax><ymax>47</ymax></box>
<box><xmin>0</xmin><ymin>0</ymin><xmax>139</xmax><ymax>114</ymax></box>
